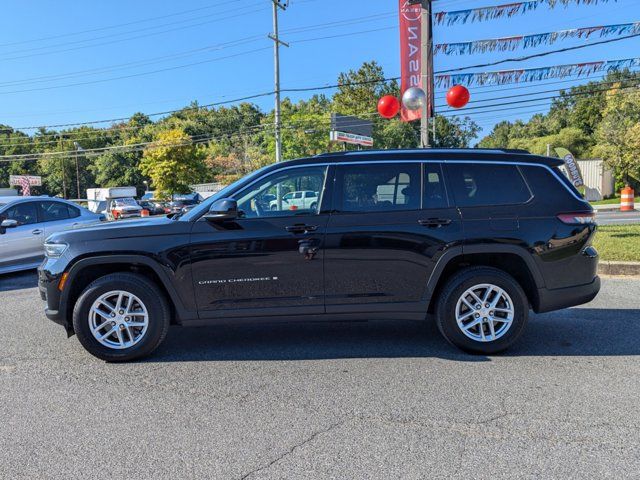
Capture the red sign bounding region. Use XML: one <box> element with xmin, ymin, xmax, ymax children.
<box><xmin>399</xmin><ymin>0</ymin><xmax>422</xmax><ymax>122</ymax></box>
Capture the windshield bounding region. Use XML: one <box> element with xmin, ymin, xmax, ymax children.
<box><xmin>178</xmin><ymin>164</ymin><xmax>274</xmax><ymax>221</ymax></box>
<box><xmin>114</xmin><ymin>198</ymin><xmax>138</xmax><ymax>207</ymax></box>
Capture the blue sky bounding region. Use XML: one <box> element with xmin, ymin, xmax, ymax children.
<box><xmin>0</xmin><ymin>0</ymin><xmax>638</xmax><ymax>140</ymax></box>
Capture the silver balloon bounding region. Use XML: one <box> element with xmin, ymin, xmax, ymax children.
<box><xmin>402</xmin><ymin>87</ymin><xmax>426</xmax><ymax>111</ymax></box>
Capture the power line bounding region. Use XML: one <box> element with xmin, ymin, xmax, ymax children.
<box><xmin>437</xmin><ymin>81</ymin><xmax>640</xmax><ymax>113</ymax></box>
<box><xmin>0</xmin><ymin>13</ymin><xmax>395</xmax><ymax>89</ymax></box>
<box><xmin>3</xmin><ymin>81</ymin><xmax>639</xmax><ymax>160</ymax></box>
<box><xmin>0</xmin><ymin>23</ymin><xmax>400</xmax><ymax>95</ymax></box>
<box><xmin>0</xmin><ymin>4</ymin><xmax>268</xmax><ymax>62</ymax></box>
<box><xmin>437</xmin><ymin>76</ymin><xmax>640</xmax><ymax>108</ymax></box>
<box><xmin>0</xmin><ymin>1</ymin><xmax>242</xmax><ymax>48</ymax></box>
<box><xmin>1</xmin><ymin>65</ymin><xmax>624</xmax><ymax>132</ymax></box>
<box><xmin>0</xmin><ymin>47</ymin><xmax>273</xmax><ymax>96</ymax></box>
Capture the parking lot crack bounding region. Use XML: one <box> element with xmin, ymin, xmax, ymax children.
<box><xmin>238</xmin><ymin>418</ymin><xmax>348</xmax><ymax>479</ymax></box>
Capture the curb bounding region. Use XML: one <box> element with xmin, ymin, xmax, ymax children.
<box><xmin>592</xmin><ymin>204</ymin><xmax>640</xmax><ymax>212</ymax></box>
<box><xmin>598</xmin><ymin>261</ymin><xmax>640</xmax><ymax>276</ymax></box>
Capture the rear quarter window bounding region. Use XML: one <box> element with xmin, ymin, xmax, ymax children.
<box><xmin>447</xmin><ymin>163</ymin><xmax>532</xmax><ymax>207</ymax></box>
<box><xmin>553</xmin><ymin>167</ymin><xmax>585</xmax><ymax>199</ymax></box>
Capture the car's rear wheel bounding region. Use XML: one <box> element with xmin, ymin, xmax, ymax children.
<box><xmin>72</xmin><ymin>273</ymin><xmax>170</xmax><ymax>362</ymax></box>
<box><xmin>435</xmin><ymin>267</ymin><xmax>528</xmax><ymax>355</ymax></box>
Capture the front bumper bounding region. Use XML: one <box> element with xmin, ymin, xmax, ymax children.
<box><xmin>535</xmin><ymin>275</ymin><xmax>601</xmax><ymax>313</ymax></box>
<box><xmin>38</xmin><ymin>262</ymin><xmax>72</xmax><ymax>334</ymax></box>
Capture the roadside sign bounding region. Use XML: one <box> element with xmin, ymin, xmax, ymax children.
<box><xmin>330</xmin><ymin>113</ymin><xmax>374</xmax><ymax>148</ymax></box>
<box><xmin>9</xmin><ymin>175</ymin><xmax>42</xmax><ymax>196</ymax></box>
<box><xmin>9</xmin><ymin>175</ymin><xmax>42</xmax><ymax>186</ymax></box>
<box><xmin>330</xmin><ymin>130</ymin><xmax>374</xmax><ymax>147</ymax></box>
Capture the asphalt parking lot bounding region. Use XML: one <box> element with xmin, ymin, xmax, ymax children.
<box><xmin>1</xmin><ymin>272</ymin><xmax>639</xmax><ymax>479</ymax></box>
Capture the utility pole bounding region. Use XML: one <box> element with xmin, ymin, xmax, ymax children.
<box><xmin>74</xmin><ymin>142</ymin><xmax>83</xmax><ymax>199</ymax></box>
<box><xmin>420</xmin><ymin>0</ymin><xmax>434</xmax><ymax>148</ymax></box>
<box><xmin>59</xmin><ymin>134</ymin><xmax>67</xmax><ymax>199</ymax></box>
<box><xmin>269</xmin><ymin>0</ymin><xmax>289</xmax><ymax>164</ymax></box>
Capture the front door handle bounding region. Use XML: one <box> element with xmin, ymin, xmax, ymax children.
<box><xmin>418</xmin><ymin>218</ymin><xmax>452</xmax><ymax>228</ymax></box>
<box><xmin>32</xmin><ymin>229</ymin><xmax>43</xmax><ymax>235</ymax></box>
<box><xmin>285</xmin><ymin>224</ymin><xmax>318</xmax><ymax>234</ymax></box>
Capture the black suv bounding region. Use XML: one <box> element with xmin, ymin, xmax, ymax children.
<box><xmin>38</xmin><ymin>149</ymin><xmax>600</xmax><ymax>361</ymax></box>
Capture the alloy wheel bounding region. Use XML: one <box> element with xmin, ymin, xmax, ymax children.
<box><xmin>88</xmin><ymin>290</ymin><xmax>149</xmax><ymax>349</ymax></box>
<box><xmin>455</xmin><ymin>283</ymin><xmax>514</xmax><ymax>342</ymax></box>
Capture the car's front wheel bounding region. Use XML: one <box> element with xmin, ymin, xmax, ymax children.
<box><xmin>72</xmin><ymin>273</ymin><xmax>170</xmax><ymax>362</ymax></box>
<box><xmin>435</xmin><ymin>267</ymin><xmax>528</xmax><ymax>355</ymax></box>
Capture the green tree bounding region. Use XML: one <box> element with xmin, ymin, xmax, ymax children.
<box><xmin>507</xmin><ymin>127</ymin><xmax>591</xmax><ymax>157</ymax></box>
<box><xmin>90</xmin><ymin>151</ymin><xmax>143</xmax><ymax>191</ymax></box>
<box><xmin>592</xmin><ymin>86</ymin><xmax>640</xmax><ymax>184</ymax></box>
<box><xmin>140</xmin><ymin>129</ymin><xmax>209</xmax><ymax>198</ymax></box>
<box><xmin>433</xmin><ymin>116</ymin><xmax>480</xmax><ymax>148</ymax></box>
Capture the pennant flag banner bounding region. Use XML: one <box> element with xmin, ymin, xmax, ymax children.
<box><xmin>435</xmin><ymin>22</ymin><xmax>640</xmax><ymax>55</ymax></box>
<box><xmin>435</xmin><ymin>0</ymin><xmax>616</xmax><ymax>26</ymax></box>
<box><xmin>435</xmin><ymin>58</ymin><xmax>640</xmax><ymax>88</ymax></box>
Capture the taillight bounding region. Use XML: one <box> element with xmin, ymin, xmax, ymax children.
<box><xmin>557</xmin><ymin>212</ymin><xmax>596</xmax><ymax>225</ymax></box>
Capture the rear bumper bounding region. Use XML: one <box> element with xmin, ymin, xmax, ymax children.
<box><xmin>535</xmin><ymin>275</ymin><xmax>601</xmax><ymax>313</ymax></box>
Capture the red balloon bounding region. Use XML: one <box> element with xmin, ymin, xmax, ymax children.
<box><xmin>446</xmin><ymin>85</ymin><xmax>470</xmax><ymax>109</ymax></box>
<box><xmin>377</xmin><ymin>95</ymin><xmax>400</xmax><ymax>119</ymax></box>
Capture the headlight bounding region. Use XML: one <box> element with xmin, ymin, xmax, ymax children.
<box><xmin>44</xmin><ymin>242</ymin><xmax>69</xmax><ymax>258</ymax></box>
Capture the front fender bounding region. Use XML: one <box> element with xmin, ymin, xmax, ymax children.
<box><xmin>59</xmin><ymin>254</ymin><xmax>197</xmax><ymax>328</ymax></box>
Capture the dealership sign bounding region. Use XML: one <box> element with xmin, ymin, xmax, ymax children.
<box><xmin>399</xmin><ymin>0</ymin><xmax>422</xmax><ymax>122</ymax></box>
<box><xmin>9</xmin><ymin>175</ymin><xmax>42</xmax><ymax>196</ymax></box>
<box><xmin>554</xmin><ymin>148</ymin><xmax>584</xmax><ymax>187</ymax></box>
<box><xmin>330</xmin><ymin>113</ymin><xmax>373</xmax><ymax>147</ymax></box>
<box><xmin>10</xmin><ymin>175</ymin><xmax>41</xmax><ymax>186</ymax></box>
<box><xmin>329</xmin><ymin>131</ymin><xmax>374</xmax><ymax>147</ymax></box>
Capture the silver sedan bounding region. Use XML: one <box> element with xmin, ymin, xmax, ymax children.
<box><xmin>0</xmin><ymin>196</ymin><xmax>104</xmax><ymax>274</ymax></box>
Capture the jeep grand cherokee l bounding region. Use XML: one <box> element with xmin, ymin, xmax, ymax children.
<box><xmin>38</xmin><ymin>149</ymin><xmax>600</xmax><ymax>361</ymax></box>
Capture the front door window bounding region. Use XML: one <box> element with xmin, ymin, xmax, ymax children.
<box><xmin>234</xmin><ymin>166</ymin><xmax>327</xmax><ymax>217</ymax></box>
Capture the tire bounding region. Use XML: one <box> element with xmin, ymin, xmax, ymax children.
<box><xmin>309</xmin><ymin>202</ymin><xmax>318</xmax><ymax>212</ymax></box>
<box><xmin>270</xmin><ymin>204</ymin><xmax>278</xmax><ymax>211</ymax></box>
<box><xmin>435</xmin><ymin>266</ymin><xmax>528</xmax><ymax>355</ymax></box>
<box><xmin>72</xmin><ymin>272</ymin><xmax>171</xmax><ymax>362</ymax></box>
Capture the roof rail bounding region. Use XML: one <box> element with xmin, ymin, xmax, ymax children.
<box><xmin>315</xmin><ymin>148</ymin><xmax>532</xmax><ymax>157</ymax></box>
<box><xmin>496</xmin><ymin>148</ymin><xmax>531</xmax><ymax>154</ymax></box>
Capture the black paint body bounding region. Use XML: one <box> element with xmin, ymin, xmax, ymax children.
<box><xmin>38</xmin><ymin>149</ymin><xmax>600</xmax><ymax>334</ymax></box>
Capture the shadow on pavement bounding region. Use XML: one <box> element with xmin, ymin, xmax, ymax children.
<box><xmin>146</xmin><ymin>307</ymin><xmax>640</xmax><ymax>363</ymax></box>
<box><xmin>0</xmin><ymin>270</ymin><xmax>38</xmax><ymax>292</ymax></box>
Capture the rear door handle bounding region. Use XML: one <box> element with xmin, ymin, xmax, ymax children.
<box><xmin>32</xmin><ymin>229</ymin><xmax>43</xmax><ymax>235</ymax></box>
<box><xmin>285</xmin><ymin>224</ymin><xmax>318</xmax><ymax>234</ymax></box>
<box><xmin>418</xmin><ymin>218</ymin><xmax>452</xmax><ymax>228</ymax></box>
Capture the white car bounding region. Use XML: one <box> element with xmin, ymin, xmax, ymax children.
<box><xmin>269</xmin><ymin>190</ymin><xmax>319</xmax><ymax>212</ymax></box>
<box><xmin>108</xmin><ymin>197</ymin><xmax>143</xmax><ymax>220</ymax></box>
<box><xmin>0</xmin><ymin>196</ymin><xmax>104</xmax><ymax>274</ymax></box>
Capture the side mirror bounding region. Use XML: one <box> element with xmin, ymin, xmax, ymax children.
<box><xmin>204</xmin><ymin>198</ymin><xmax>238</xmax><ymax>222</ymax></box>
<box><xmin>0</xmin><ymin>219</ymin><xmax>18</xmax><ymax>234</ymax></box>
<box><xmin>1</xmin><ymin>219</ymin><xmax>18</xmax><ymax>229</ymax></box>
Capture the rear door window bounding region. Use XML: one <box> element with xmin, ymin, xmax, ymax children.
<box><xmin>40</xmin><ymin>201</ymin><xmax>71</xmax><ymax>222</ymax></box>
<box><xmin>335</xmin><ymin>163</ymin><xmax>421</xmax><ymax>212</ymax></box>
<box><xmin>447</xmin><ymin>163</ymin><xmax>531</xmax><ymax>207</ymax></box>
<box><xmin>423</xmin><ymin>163</ymin><xmax>449</xmax><ymax>209</ymax></box>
